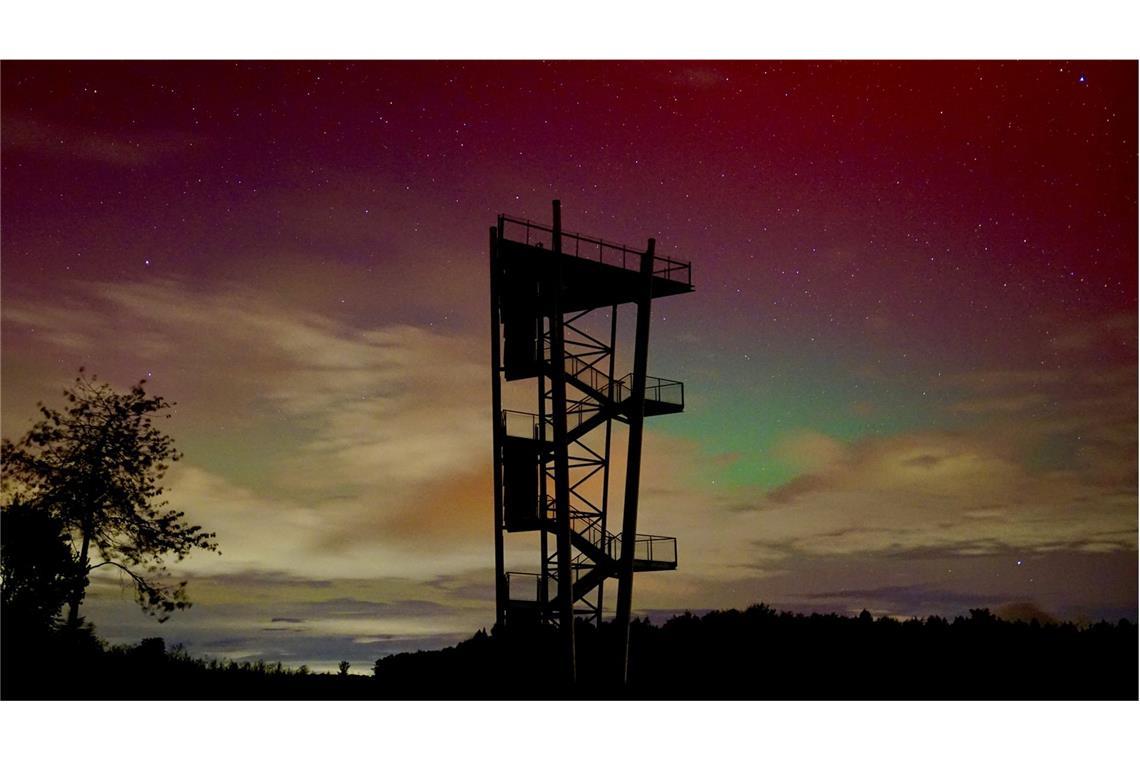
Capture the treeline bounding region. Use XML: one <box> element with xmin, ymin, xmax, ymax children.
<box><xmin>626</xmin><ymin>605</ymin><xmax>1137</xmax><ymax>699</ymax></box>
<box><xmin>371</xmin><ymin>606</ymin><xmax>1138</xmax><ymax>699</ymax></box>
<box><xmin>1</xmin><ymin>625</ymin><xmax>375</xmax><ymax>699</ymax></box>
<box><xmin>3</xmin><ymin>604</ymin><xmax>1135</xmax><ymax>699</ymax></box>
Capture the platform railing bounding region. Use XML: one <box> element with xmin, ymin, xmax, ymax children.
<box><xmin>569</xmin><ymin>511</ymin><xmax>605</xmax><ymax>550</ymax></box>
<box><xmin>501</xmin><ymin>410</ymin><xmax>546</xmax><ymax>440</ymax></box>
<box><xmin>563</xmin><ymin>351</ymin><xmax>612</xmax><ymax>396</ymax></box>
<box><xmin>569</xmin><ymin>510</ymin><xmax>677</xmax><ymax>568</ymax></box>
<box><xmin>536</xmin><ymin>342</ymin><xmax>685</xmax><ymax>410</ymax></box>
<box><xmin>501</xmin><ymin>408</ymin><xmax>598</xmax><ymax>440</ymax></box>
<box><xmin>505</xmin><ymin>571</ymin><xmax>541</xmax><ymax>602</ymax></box>
<box><xmin>612</xmin><ymin>373</ymin><xmax>685</xmax><ymax>408</ymax></box>
<box><xmin>562</xmin><ymin>350</ymin><xmax>685</xmax><ymax>410</ymax></box>
<box><xmin>499</xmin><ymin>214</ymin><xmax>692</xmax><ymax>287</ymax></box>
<box><xmin>607</xmin><ymin>533</ymin><xmax>677</xmax><ymax>566</ymax></box>
<box><xmin>537</xmin><ymin>341</ymin><xmax>612</xmax><ymax>398</ymax></box>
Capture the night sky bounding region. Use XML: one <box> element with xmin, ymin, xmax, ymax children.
<box><xmin>2</xmin><ymin>60</ymin><xmax>1136</xmax><ymax>672</ymax></box>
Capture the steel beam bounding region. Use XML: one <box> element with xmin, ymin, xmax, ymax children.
<box><xmin>548</xmin><ymin>200</ymin><xmax>577</xmax><ymax>685</ymax></box>
<box><xmin>489</xmin><ymin>225</ymin><xmax>506</xmax><ymax>629</ymax></box>
<box><xmin>614</xmin><ymin>237</ymin><xmax>656</xmax><ymax>685</ymax></box>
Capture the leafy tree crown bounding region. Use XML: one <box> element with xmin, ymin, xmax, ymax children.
<box><xmin>2</xmin><ymin>369</ymin><xmax>218</xmax><ymax>621</ymax></box>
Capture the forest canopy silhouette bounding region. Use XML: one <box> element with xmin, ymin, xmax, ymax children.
<box><xmin>2</xmin><ymin>600</ymin><xmax>1135</xmax><ymax>699</ymax></box>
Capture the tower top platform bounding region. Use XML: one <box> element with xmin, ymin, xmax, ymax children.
<box><xmin>497</xmin><ymin>214</ymin><xmax>693</xmax><ymax>312</ymax></box>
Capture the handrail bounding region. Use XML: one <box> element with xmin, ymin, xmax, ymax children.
<box><xmin>505</xmin><ymin>571</ymin><xmax>541</xmax><ymax>602</ymax></box>
<box><xmin>570</xmin><ymin>511</ymin><xmax>677</xmax><ymax>567</ymax></box>
<box><xmin>501</xmin><ymin>408</ymin><xmax>597</xmax><ymax>440</ymax></box>
<box><xmin>612</xmin><ymin>372</ymin><xmax>685</xmax><ymax>407</ymax></box>
<box><xmin>569</xmin><ymin>512</ymin><xmax>606</xmax><ymax>549</ymax></box>
<box><xmin>563</xmin><ymin>349</ymin><xmax>686</xmax><ymax>408</ymax></box>
<box><xmin>607</xmin><ymin>532</ymin><xmax>677</xmax><ymax>565</ymax></box>
<box><xmin>499</xmin><ymin>213</ymin><xmax>692</xmax><ymax>287</ymax></box>
<box><xmin>510</xmin><ymin>515</ymin><xmax>676</xmax><ymax>589</ymax></box>
<box><xmin>536</xmin><ymin>340</ymin><xmax>686</xmax><ymax>407</ymax></box>
<box><xmin>564</xmin><ymin>351</ymin><xmax>612</xmax><ymax>396</ymax></box>
<box><xmin>501</xmin><ymin>409</ymin><xmax>544</xmax><ymax>440</ymax></box>
<box><xmin>501</xmin><ymin>373</ymin><xmax>683</xmax><ymax>445</ymax></box>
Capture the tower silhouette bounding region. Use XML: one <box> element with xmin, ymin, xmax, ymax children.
<box><xmin>489</xmin><ymin>200</ymin><xmax>694</xmax><ymax>684</ymax></box>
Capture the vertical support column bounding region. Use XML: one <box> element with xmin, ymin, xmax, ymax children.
<box><xmin>489</xmin><ymin>225</ymin><xmax>506</xmax><ymax>629</ymax></box>
<box><xmin>537</xmin><ymin>316</ymin><xmax>550</xmax><ymax>624</ymax></box>
<box><xmin>548</xmin><ymin>200</ymin><xmax>576</xmax><ymax>685</ymax></box>
<box><xmin>615</xmin><ymin>237</ymin><xmax>656</xmax><ymax>686</ymax></box>
<box><xmin>596</xmin><ymin>304</ymin><xmax>618</xmax><ymax>628</ymax></box>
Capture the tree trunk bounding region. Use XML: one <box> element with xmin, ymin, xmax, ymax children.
<box><xmin>66</xmin><ymin>515</ymin><xmax>91</xmax><ymax>629</ymax></box>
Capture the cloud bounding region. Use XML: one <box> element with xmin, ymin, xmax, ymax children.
<box><xmin>4</xmin><ymin>275</ymin><xmax>1135</xmax><ymax>660</ymax></box>
<box><xmin>3</xmin><ymin>277</ymin><xmax>513</xmax><ymax>657</ymax></box>
<box><xmin>994</xmin><ymin>601</ymin><xmax>1058</xmax><ymax>624</ymax></box>
<box><xmin>4</xmin><ymin>277</ymin><xmax>496</xmax><ymax>557</ymax></box>
<box><xmin>1047</xmin><ymin>313</ymin><xmax>1136</xmax><ymax>354</ymax></box>
<box><xmin>947</xmin><ymin>393</ymin><xmax>1049</xmax><ymax>414</ymax></box>
<box><xmin>669</xmin><ymin>65</ymin><xmax>731</xmax><ymax>90</ymax></box>
<box><xmin>740</xmin><ymin>424</ymin><xmax>1136</xmax><ymax>569</ymax></box>
<box><xmin>799</xmin><ymin>583</ymin><xmax>1012</xmax><ymax>608</ymax></box>
<box><xmin>2</xmin><ymin>114</ymin><xmax>196</xmax><ymax>167</ymax></box>
<box><xmin>82</xmin><ymin>568</ymin><xmax>494</xmax><ymax>669</ymax></box>
<box><xmin>772</xmin><ymin>430</ymin><xmax>848</xmax><ymax>471</ymax></box>
<box><xmin>941</xmin><ymin>368</ymin><xmax>1065</xmax><ymax>391</ymax></box>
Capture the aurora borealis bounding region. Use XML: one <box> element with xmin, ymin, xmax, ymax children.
<box><xmin>1</xmin><ymin>60</ymin><xmax>1136</xmax><ymax>672</ymax></box>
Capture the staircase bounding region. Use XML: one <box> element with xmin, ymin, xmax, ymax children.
<box><xmin>500</xmin><ymin>347</ymin><xmax>680</xmax><ymax>614</ymax></box>
<box><xmin>506</xmin><ymin>511</ymin><xmax>677</xmax><ymax>615</ymax></box>
<box><xmin>560</xmin><ymin>350</ymin><xmax>685</xmax><ymax>419</ymax></box>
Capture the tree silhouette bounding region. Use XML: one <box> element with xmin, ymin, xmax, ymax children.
<box><xmin>0</xmin><ymin>496</ymin><xmax>79</xmax><ymax>632</ymax></box>
<box><xmin>1</xmin><ymin>369</ymin><xmax>218</xmax><ymax>627</ymax></box>
<box><xmin>338</xmin><ymin>660</ymin><xmax>351</xmax><ymax>676</ymax></box>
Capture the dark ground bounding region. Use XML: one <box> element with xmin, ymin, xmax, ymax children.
<box><xmin>3</xmin><ymin>604</ymin><xmax>1136</xmax><ymax>699</ymax></box>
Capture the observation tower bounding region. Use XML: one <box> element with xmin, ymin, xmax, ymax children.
<box><xmin>488</xmin><ymin>200</ymin><xmax>693</xmax><ymax>684</ymax></box>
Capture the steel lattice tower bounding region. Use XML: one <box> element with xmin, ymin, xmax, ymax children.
<box><xmin>489</xmin><ymin>200</ymin><xmax>694</xmax><ymax>685</ymax></box>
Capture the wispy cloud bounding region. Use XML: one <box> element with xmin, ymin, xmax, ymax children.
<box><xmin>2</xmin><ymin>114</ymin><xmax>196</xmax><ymax>167</ymax></box>
<box><xmin>3</xmin><ymin>276</ymin><xmax>506</xmax><ymax>663</ymax></box>
<box><xmin>3</xmin><ymin>275</ymin><xmax>1135</xmax><ymax>665</ymax></box>
<box><xmin>749</xmin><ymin>427</ymin><xmax>1136</xmax><ymax>559</ymax></box>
